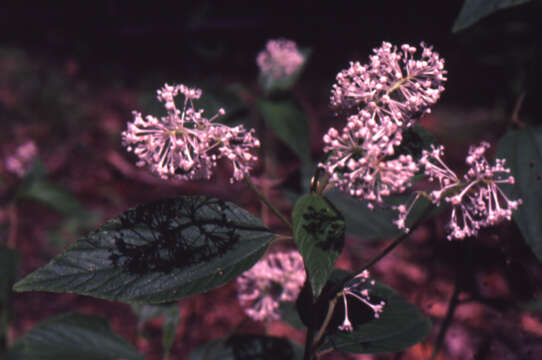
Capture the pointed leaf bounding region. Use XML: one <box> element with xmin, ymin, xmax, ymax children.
<box><xmin>8</xmin><ymin>313</ymin><xmax>144</xmax><ymax>360</ymax></box>
<box><xmin>14</xmin><ymin>196</ymin><xmax>274</xmax><ymax>303</ymax></box>
<box><xmin>318</xmin><ymin>271</ymin><xmax>431</xmax><ymax>354</ymax></box>
<box><xmin>258</xmin><ymin>99</ymin><xmax>311</xmax><ymax>163</ymax></box>
<box><xmin>496</xmin><ymin>127</ymin><xmax>542</xmax><ymax>261</ymax></box>
<box><xmin>453</xmin><ymin>0</ymin><xmax>531</xmax><ymax>32</ymax></box>
<box><xmin>292</xmin><ymin>194</ymin><xmax>345</xmax><ymax>297</ymax></box>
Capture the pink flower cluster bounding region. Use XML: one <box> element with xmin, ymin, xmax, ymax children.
<box><xmin>122</xmin><ymin>84</ymin><xmax>260</xmax><ymax>183</ymax></box>
<box><xmin>338</xmin><ymin>270</ymin><xmax>385</xmax><ymax>332</ymax></box>
<box><xmin>396</xmin><ymin>142</ymin><xmax>521</xmax><ymax>240</ymax></box>
<box><xmin>257</xmin><ymin>39</ymin><xmax>305</xmax><ymax>80</ymax></box>
<box><xmin>236</xmin><ymin>250</ymin><xmax>306</xmax><ymax>322</ymax></box>
<box><xmin>321</xmin><ymin>42</ymin><xmax>446</xmax><ymax>208</ymax></box>
<box><xmin>5</xmin><ymin>141</ymin><xmax>38</xmax><ymax>177</ymax></box>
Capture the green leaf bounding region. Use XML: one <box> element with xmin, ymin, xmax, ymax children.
<box><xmin>13</xmin><ymin>196</ymin><xmax>274</xmax><ymax>303</ymax></box>
<box><xmin>278</xmin><ymin>302</ymin><xmax>305</xmax><ymax>330</ymax></box>
<box><xmin>1</xmin><ymin>247</ymin><xmax>19</xmax><ymax>340</ymax></box>
<box><xmin>318</xmin><ymin>271</ymin><xmax>431</xmax><ymax>354</ymax></box>
<box><xmin>19</xmin><ymin>179</ymin><xmax>89</xmax><ymax>218</ymax></box>
<box><xmin>453</xmin><ymin>0</ymin><xmax>531</xmax><ymax>32</ymax></box>
<box><xmin>7</xmin><ymin>313</ymin><xmax>144</xmax><ymax>360</ymax></box>
<box><xmin>258</xmin><ymin>98</ymin><xmax>311</xmax><ymax>163</ymax></box>
<box><xmin>496</xmin><ymin>127</ymin><xmax>542</xmax><ymax>262</ymax></box>
<box><xmin>188</xmin><ymin>334</ymin><xmax>303</xmax><ymax>360</ymax></box>
<box><xmin>325</xmin><ymin>189</ymin><xmax>434</xmax><ymax>241</ymax></box>
<box><xmin>161</xmin><ymin>305</ymin><xmax>180</xmax><ymax>359</ymax></box>
<box><xmin>522</xmin><ymin>299</ymin><xmax>542</xmax><ymax>312</ymax></box>
<box><xmin>292</xmin><ymin>194</ymin><xmax>345</xmax><ymax>298</ymax></box>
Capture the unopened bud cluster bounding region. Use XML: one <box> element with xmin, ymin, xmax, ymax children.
<box><xmin>257</xmin><ymin>39</ymin><xmax>305</xmax><ymax>81</ymax></box>
<box><xmin>236</xmin><ymin>250</ymin><xmax>306</xmax><ymax>322</ymax></box>
<box><xmin>122</xmin><ymin>83</ymin><xmax>260</xmax><ymax>183</ymax></box>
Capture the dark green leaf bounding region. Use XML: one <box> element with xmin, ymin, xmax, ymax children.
<box><xmin>258</xmin><ymin>99</ymin><xmax>311</xmax><ymax>163</ymax></box>
<box><xmin>496</xmin><ymin>127</ymin><xmax>542</xmax><ymax>262</ymax></box>
<box><xmin>278</xmin><ymin>302</ymin><xmax>305</xmax><ymax>330</ymax></box>
<box><xmin>318</xmin><ymin>271</ymin><xmax>431</xmax><ymax>354</ymax></box>
<box><xmin>325</xmin><ymin>189</ymin><xmax>434</xmax><ymax>241</ymax></box>
<box><xmin>8</xmin><ymin>313</ymin><xmax>144</xmax><ymax>360</ymax></box>
<box><xmin>14</xmin><ymin>196</ymin><xmax>274</xmax><ymax>303</ymax></box>
<box><xmin>1</xmin><ymin>247</ymin><xmax>19</xmax><ymax>340</ymax></box>
<box><xmin>292</xmin><ymin>194</ymin><xmax>345</xmax><ymax>297</ymax></box>
<box><xmin>162</xmin><ymin>305</ymin><xmax>180</xmax><ymax>358</ymax></box>
<box><xmin>453</xmin><ymin>0</ymin><xmax>531</xmax><ymax>32</ymax></box>
<box><xmin>188</xmin><ymin>334</ymin><xmax>303</xmax><ymax>360</ymax></box>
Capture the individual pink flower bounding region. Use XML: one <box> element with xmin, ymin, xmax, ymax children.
<box><xmin>338</xmin><ymin>270</ymin><xmax>385</xmax><ymax>332</ymax></box>
<box><xmin>122</xmin><ymin>83</ymin><xmax>260</xmax><ymax>182</ymax></box>
<box><xmin>5</xmin><ymin>141</ymin><xmax>38</xmax><ymax>177</ymax></box>
<box><xmin>237</xmin><ymin>250</ymin><xmax>306</xmax><ymax>322</ymax></box>
<box><xmin>257</xmin><ymin>39</ymin><xmax>305</xmax><ymax>81</ymax></box>
<box><xmin>331</xmin><ymin>42</ymin><xmax>447</xmax><ymax>128</ymax></box>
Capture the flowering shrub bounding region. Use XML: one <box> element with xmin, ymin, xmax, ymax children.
<box><xmin>7</xmin><ymin>21</ymin><xmax>537</xmax><ymax>359</ymax></box>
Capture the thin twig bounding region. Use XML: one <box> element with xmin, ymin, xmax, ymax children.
<box><xmin>244</xmin><ymin>175</ymin><xmax>292</xmax><ymax>230</ymax></box>
<box><xmin>510</xmin><ymin>91</ymin><xmax>526</xmax><ymax>128</ymax></box>
<box><xmin>7</xmin><ymin>203</ymin><xmax>17</xmax><ymax>248</ymax></box>
<box><xmin>428</xmin><ymin>274</ymin><xmax>461</xmax><ymax>360</ymax></box>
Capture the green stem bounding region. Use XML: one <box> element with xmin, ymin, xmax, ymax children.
<box><xmin>313</xmin><ymin>295</ymin><xmax>339</xmax><ymax>347</ymax></box>
<box><xmin>244</xmin><ymin>175</ymin><xmax>292</xmax><ymax>230</ymax></box>
<box><xmin>429</xmin><ymin>278</ymin><xmax>460</xmax><ymax>360</ymax></box>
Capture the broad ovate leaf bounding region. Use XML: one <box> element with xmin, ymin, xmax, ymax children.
<box><xmin>14</xmin><ymin>196</ymin><xmax>274</xmax><ymax>303</ymax></box>
<box><xmin>453</xmin><ymin>0</ymin><xmax>531</xmax><ymax>32</ymax></box>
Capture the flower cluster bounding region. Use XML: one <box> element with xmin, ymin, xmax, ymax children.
<box><xmin>237</xmin><ymin>250</ymin><xmax>306</xmax><ymax>322</ymax></box>
<box><xmin>396</xmin><ymin>142</ymin><xmax>521</xmax><ymax>240</ymax></box>
<box><xmin>257</xmin><ymin>39</ymin><xmax>305</xmax><ymax>81</ymax></box>
<box><xmin>122</xmin><ymin>83</ymin><xmax>260</xmax><ymax>183</ymax></box>
<box><xmin>338</xmin><ymin>270</ymin><xmax>385</xmax><ymax>332</ymax></box>
<box><xmin>321</xmin><ymin>42</ymin><xmax>446</xmax><ymax>208</ymax></box>
<box><xmin>5</xmin><ymin>141</ymin><xmax>38</xmax><ymax>177</ymax></box>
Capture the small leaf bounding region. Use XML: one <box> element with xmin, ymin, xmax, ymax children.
<box><xmin>496</xmin><ymin>127</ymin><xmax>542</xmax><ymax>262</ymax></box>
<box><xmin>258</xmin><ymin>98</ymin><xmax>311</xmax><ymax>163</ymax></box>
<box><xmin>188</xmin><ymin>334</ymin><xmax>303</xmax><ymax>360</ymax></box>
<box><xmin>318</xmin><ymin>271</ymin><xmax>431</xmax><ymax>354</ymax></box>
<box><xmin>14</xmin><ymin>196</ymin><xmax>274</xmax><ymax>303</ymax></box>
<box><xmin>161</xmin><ymin>305</ymin><xmax>180</xmax><ymax>359</ymax></box>
<box><xmin>453</xmin><ymin>0</ymin><xmax>531</xmax><ymax>32</ymax></box>
<box><xmin>292</xmin><ymin>194</ymin><xmax>345</xmax><ymax>298</ymax></box>
<box><xmin>8</xmin><ymin>313</ymin><xmax>144</xmax><ymax>360</ymax></box>
<box><xmin>20</xmin><ymin>179</ymin><xmax>89</xmax><ymax>218</ymax></box>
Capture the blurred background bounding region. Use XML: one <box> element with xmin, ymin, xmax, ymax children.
<box><xmin>1</xmin><ymin>1</ymin><xmax>541</xmax><ymax>359</ymax></box>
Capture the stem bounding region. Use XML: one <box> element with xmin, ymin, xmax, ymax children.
<box><xmin>244</xmin><ymin>175</ymin><xmax>292</xmax><ymax>230</ymax></box>
<box><xmin>313</xmin><ymin>296</ymin><xmax>339</xmax><ymax>346</ymax></box>
<box><xmin>428</xmin><ymin>270</ymin><xmax>461</xmax><ymax>360</ymax></box>
<box><xmin>303</xmin><ymin>326</ymin><xmax>315</xmax><ymax>360</ymax></box>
